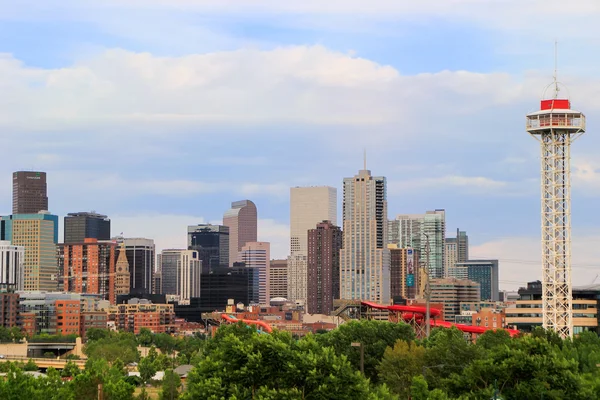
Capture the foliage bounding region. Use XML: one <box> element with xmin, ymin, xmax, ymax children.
<box><xmin>138</xmin><ymin>356</ymin><xmax>157</xmax><ymax>384</ymax></box>
<box><xmin>29</xmin><ymin>333</ymin><xmax>77</xmax><ymax>343</ymax></box>
<box><xmin>378</xmin><ymin>340</ymin><xmax>426</xmax><ymax>398</ymax></box>
<box><xmin>315</xmin><ymin>319</ymin><xmax>415</xmax><ymax>382</ymax></box>
<box><xmin>0</xmin><ymin>326</ymin><xmax>25</xmax><ymax>343</ymax></box>
<box><xmin>84</xmin><ymin>333</ymin><xmax>139</xmax><ymax>364</ymax></box>
<box><xmin>61</xmin><ymin>361</ymin><xmax>81</xmax><ymax>378</ymax></box>
<box><xmin>160</xmin><ymin>369</ymin><xmax>182</xmax><ymax>400</ymax></box>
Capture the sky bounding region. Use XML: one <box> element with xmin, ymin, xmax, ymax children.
<box><xmin>2</xmin><ymin>0</ymin><xmax>600</xmax><ymax>290</ymax></box>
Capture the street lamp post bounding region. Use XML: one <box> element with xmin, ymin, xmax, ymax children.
<box><xmin>351</xmin><ymin>342</ymin><xmax>364</xmax><ymax>375</ymax></box>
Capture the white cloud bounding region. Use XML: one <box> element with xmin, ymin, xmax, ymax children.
<box><xmin>470</xmin><ymin>233</ymin><xmax>600</xmax><ymax>291</ymax></box>
<box><xmin>110</xmin><ymin>213</ymin><xmax>290</xmax><ymax>259</ymax></box>
<box><xmin>0</xmin><ymin>47</ymin><xmax>542</xmax><ymax>132</ymax></box>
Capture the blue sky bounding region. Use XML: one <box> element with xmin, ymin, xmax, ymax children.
<box><xmin>2</xmin><ymin>0</ymin><xmax>600</xmax><ymax>289</ymax></box>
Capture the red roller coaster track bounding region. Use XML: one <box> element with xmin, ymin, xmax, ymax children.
<box><xmin>221</xmin><ymin>314</ymin><xmax>273</xmax><ymax>333</ymax></box>
<box><xmin>361</xmin><ymin>301</ymin><xmax>520</xmax><ymax>337</ymax></box>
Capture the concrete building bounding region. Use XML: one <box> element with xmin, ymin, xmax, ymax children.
<box><xmin>449</xmin><ymin>260</ymin><xmax>499</xmax><ymax>301</ymax></box>
<box><xmin>12</xmin><ymin>171</ymin><xmax>48</xmax><ymax>215</ymax></box>
<box><xmin>307</xmin><ymin>221</ymin><xmax>342</xmax><ymax>315</ymax></box>
<box><xmin>340</xmin><ymin>167</ymin><xmax>390</xmax><ymax>302</ymax></box>
<box><xmin>445</xmin><ymin>229</ymin><xmax>469</xmax><ymax>274</ymax></box>
<box><xmin>57</xmin><ymin>238</ymin><xmax>117</xmax><ymax>303</ymax></box>
<box><xmin>240</xmin><ymin>242</ymin><xmax>270</xmax><ymax>305</ymax></box>
<box><xmin>472</xmin><ymin>308</ymin><xmax>506</xmax><ymax>329</ymax></box>
<box><xmin>0</xmin><ymin>212</ymin><xmax>59</xmax><ymax>291</ymax></box>
<box><xmin>108</xmin><ymin>298</ymin><xmax>175</xmax><ymax>334</ymax></box>
<box><xmin>18</xmin><ymin>292</ymin><xmax>106</xmax><ymax>336</ymax></box>
<box><xmin>223</xmin><ymin>200</ymin><xmax>257</xmax><ymax>266</ymax></box>
<box><xmin>429</xmin><ymin>277</ymin><xmax>480</xmax><ymax>322</ymax></box>
<box><xmin>113</xmin><ymin>237</ymin><xmax>155</xmax><ymax>295</ymax></box>
<box><xmin>0</xmin><ymin>241</ymin><xmax>24</xmax><ymax>291</ymax></box>
<box><xmin>115</xmin><ymin>244</ymin><xmax>130</xmax><ymax>298</ymax></box>
<box><xmin>389</xmin><ymin>210</ymin><xmax>446</xmax><ymax>278</ymax></box>
<box><xmin>64</xmin><ymin>212</ymin><xmax>111</xmax><ymax>243</ymax></box>
<box><xmin>388</xmin><ymin>245</ymin><xmax>420</xmax><ymax>301</ymax></box>
<box><xmin>505</xmin><ymin>281</ymin><xmax>600</xmax><ymax>334</ymax></box>
<box><xmin>0</xmin><ymin>292</ymin><xmax>21</xmax><ymax>329</ymax></box>
<box><xmin>288</xmin><ymin>186</ymin><xmax>337</xmax><ymax>304</ymax></box>
<box><xmin>187</xmin><ymin>224</ymin><xmax>230</xmax><ymax>272</ymax></box>
<box><xmin>269</xmin><ymin>259</ymin><xmax>288</xmax><ymax>300</ymax></box>
<box><xmin>158</xmin><ymin>249</ymin><xmax>201</xmax><ymax>303</ymax></box>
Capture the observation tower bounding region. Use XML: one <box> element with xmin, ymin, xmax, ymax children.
<box><xmin>526</xmin><ymin>75</ymin><xmax>585</xmax><ymax>339</ymax></box>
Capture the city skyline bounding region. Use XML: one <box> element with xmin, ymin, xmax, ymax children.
<box><xmin>2</xmin><ymin>2</ymin><xmax>600</xmax><ymax>291</ymax></box>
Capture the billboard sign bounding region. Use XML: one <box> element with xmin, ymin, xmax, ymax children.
<box><xmin>407</xmin><ymin>274</ymin><xmax>415</xmax><ymax>287</ymax></box>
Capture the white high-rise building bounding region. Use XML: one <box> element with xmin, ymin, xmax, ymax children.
<box><xmin>340</xmin><ymin>168</ymin><xmax>389</xmax><ymax>302</ymax></box>
<box><xmin>240</xmin><ymin>242</ymin><xmax>270</xmax><ymax>305</ymax></box>
<box><xmin>158</xmin><ymin>249</ymin><xmax>201</xmax><ymax>303</ymax></box>
<box><xmin>287</xmin><ymin>187</ymin><xmax>337</xmax><ymax>303</ymax></box>
<box><xmin>0</xmin><ymin>241</ymin><xmax>24</xmax><ymax>291</ymax></box>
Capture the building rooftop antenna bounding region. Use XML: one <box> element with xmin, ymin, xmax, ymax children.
<box><xmin>553</xmin><ymin>40</ymin><xmax>559</xmax><ymax>99</ymax></box>
<box><xmin>363</xmin><ymin>148</ymin><xmax>367</xmax><ymax>170</ymax></box>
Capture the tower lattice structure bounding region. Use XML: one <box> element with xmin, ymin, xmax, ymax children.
<box><xmin>526</xmin><ymin>89</ymin><xmax>585</xmax><ymax>339</ymax></box>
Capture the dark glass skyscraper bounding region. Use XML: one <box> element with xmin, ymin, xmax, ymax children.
<box><xmin>64</xmin><ymin>212</ymin><xmax>111</xmax><ymax>243</ymax></box>
<box><xmin>187</xmin><ymin>224</ymin><xmax>229</xmax><ymax>272</ymax></box>
<box><xmin>113</xmin><ymin>237</ymin><xmax>155</xmax><ymax>295</ymax></box>
<box><xmin>12</xmin><ymin>171</ymin><xmax>48</xmax><ymax>214</ymax></box>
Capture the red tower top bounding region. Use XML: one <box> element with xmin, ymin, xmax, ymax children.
<box><xmin>540</xmin><ymin>99</ymin><xmax>570</xmax><ymax>110</ymax></box>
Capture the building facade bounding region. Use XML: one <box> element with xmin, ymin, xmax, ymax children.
<box><xmin>12</xmin><ymin>171</ymin><xmax>48</xmax><ymax>215</ymax></box>
<box><xmin>187</xmin><ymin>224</ymin><xmax>229</xmax><ymax>272</ymax></box>
<box><xmin>307</xmin><ymin>221</ymin><xmax>342</xmax><ymax>315</ymax></box>
<box><xmin>1</xmin><ymin>212</ymin><xmax>59</xmax><ymax>291</ymax></box>
<box><xmin>199</xmin><ymin>265</ymin><xmax>258</xmax><ymax>312</ymax></box>
<box><xmin>64</xmin><ymin>212</ymin><xmax>111</xmax><ymax>243</ymax></box>
<box><xmin>0</xmin><ymin>292</ymin><xmax>20</xmax><ymax>329</ymax></box>
<box><xmin>108</xmin><ymin>299</ymin><xmax>175</xmax><ymax>334</ymax></box>
<box><xmin>57</xmin><ymin>238</ymin><xmax>117</xmax><ymax>303</ymax></box>
<box><xmin>288</xmin><ymin>186</ymin><xmax>337</xmax><ymax>304</ymax></box>
<box><xmin>389</xmin><ymin>210</ymin><xmax>446</xmax><ymax>278</ymax></box>
<box><xmin>113</xmin><ymin>237</ymin><xmax>155</xmax><ymax>295</ymax></box>
<box><xmin>157</xmin><ymin>249</ymin><xmax>201</xmax><ymax>303</ymax></box>
<box><xmin>505</xmin><ymin>281</ymin><xmax>600</xmax><ymax>334</ymax></box>
<box><xmin>449</xmin><ymin>260</ymin><xmax>499</xmax><ymax>301</ymax></box>
<box><xmin>445</xmin><ymin>229</ymin><xmax>469</xmax><ymax>274</ymax></box>
<box><xmin>429</xmin><ymin>277</ymin><xmax>480</xmax><ymax>322</ymax></box>
<box><xmin>269</xmin><ymin>259</ymin><xmax>288</xmax><ymax>299</ymax></box>
<box><xmin>340</xmin><ymin>168</ymin><xmax>390</xmax><ymax>302</ymax></box>
<box><xmin>240</xmin><ymin>242</ymin><xmax>270</xmax><ymax>305</ymax></box>
<box><xmin>115</xmin><ymin>244</ymin><xmax>130</xmax><ymax>297</ymax></box>
<box><xmin>223</xmin><ymin>200</ymin><xmax>257</xmax><ymax>266</ymax></box>
<box><xmin>388</xmin><ymin>245</ymin><xmax>420</xmax><ymax>300</ymax></box>
<box><xmin>0</xmin><ymin>241</ymin><xmax>24</xmax><ymax>291</ymax></box>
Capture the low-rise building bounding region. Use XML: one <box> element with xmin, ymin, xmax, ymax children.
<box><xmin>429</xmin><ymin>278</ymin><xmax>480</xmax><ymax>322</ymax></box>
<box><xmin>107</xmin><ymin>299</ymin><xmax>175</xmax><ymax>334</ymax></box>
<box><xmin>505</xmin><ymin>281</ymin><xmax>600</xmax><ymax>334</ymax></box>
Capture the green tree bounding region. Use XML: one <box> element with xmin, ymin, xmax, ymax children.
<box><xmin>84</xmin><ymin>336</ymin><xmax>139</xmax><ymax>364</ymax></box>
<box><xmin>160</xmin><ymin>369</ymin><xmax>181</xmax><ymax>400</ymax></box>
<box><xmin>316</xmin><ymin>319</ymin><xmax>415</xmax><ymax>381</ymax></box>
<box><xmin>23</xmin><ymin>359</ymin><xmax>39</xmax><ymax>371</ymax></box>
<box><xmin>61</xmin><ymin>360</ymin><xmax>81</xmax><ymax>378</ymax></box>
<box><xmin>136</xmin><ymin>387</ymin><xmax>150</xmax><ymax>400</ymax></box>
<box><xmin>138</xmin><ymin>356</ymin><xmax>157</xmax><ymax>384</ymax></box>
<box><xmin>378</xmin><ymin>340</ymin><xmax>426</xmax><ymax>398</ymax></box>
<box><xmin>137</xmin><ymin>328</ymin><xmax>153</xmax><ymax>347</ymax></box>
<box><xmin>10</xmin><ymin>326</ymin><xmax>24</xmax><ymax>343</ymax></box>
<box><xmin>104</xmin><ymin>379</ymin><xmax>135</xmax><ymax>400</ymax></box>
<box><xmin>410</xmin><ymin>376</ymin><xmax>429</xmax><ymax>400</ymax></box>
<box><xmin>85</xmin><ymin>327</ymin><xmax>111</xmax><ymax>342</ymax></box>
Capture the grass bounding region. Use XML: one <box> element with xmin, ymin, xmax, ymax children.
<box><xmin>133</xmin><ymin>386</ymin><xmax>162</xmax><ymax>399</ymax></box>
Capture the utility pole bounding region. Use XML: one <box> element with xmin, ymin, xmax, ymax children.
<box><xmin>424</xmin><ymin>232</ymin><xmax>432</xmax><ymax>338</ymax></box>
<box><xmin>351</xmin><ymin>342</ymin><xmax>364</xmax><ymax>375</ymax></box>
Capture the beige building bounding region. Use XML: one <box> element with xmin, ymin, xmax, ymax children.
<box><xmin>1</xmin><ymin>212</ymin><xmax>59</xmax><ymax>291</ymax></box>
<box><xmin>340</xmin><ymin>168</ymin><xmax>390</xmax><ymax>302</ymax></box>
<box><xmin>287</xmin><ymin>187</ymin><xmax>337</xmax><ymax>304</ymax></box>
<box><xmin>223</xmin><ymin>200</ymin><xmax>257</xmax><ymax>266</ymax></box>
<box><xmin>269</xmin><ymin>259</ymin><xmax>288</xmax><ymax>299</ymax></box>
<box><xmin>115</xmin><ymin>244</ymin><xmax>130</xmax><ymax>298</ymax></box>
<box><xmin>430</xmin><ymin>277</ymin><xmax>480</xmax><ymax>322</ymax></box>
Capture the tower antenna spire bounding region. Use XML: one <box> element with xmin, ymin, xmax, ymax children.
<box><xmin>553</xmin><ymin>40</ymin><xmax>559</xmax><ymax>99</ymax></box>
<box><xmin>363</xmin><ymin>148</ymin><xmax>367</xmax><ymax>170</ymax></box>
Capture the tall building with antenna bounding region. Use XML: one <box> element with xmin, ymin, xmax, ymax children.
<box><xmin>525</xmin><ymin>49</ymin><xmax>585</xmax><ymax>339</ymax></box>
<box><xmin>339</xmin><ymin>155</ymin><xmax>390</xmax><ymax>302</ymax></box>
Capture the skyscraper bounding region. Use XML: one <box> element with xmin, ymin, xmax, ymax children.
<box><xmin>187</xmin><ymin>224</ymin><xmax>229</xmax><ymax>272</ymax></box>
<box><xmin>223</xmin><ymin>200</ymin><xmax>257</xmax><ymax>266</ymax></box>
<box><xmin>288</xmin><ymin>186</ymin><xmax>337</xmax><ymax>303</ymax></box>
<box><xmin>307</xmin><ymin>221</ymin><xmax>342</xmax><ymax>315</ymax></box>
<box><xmin>12</xmin><ymin>171</ymin><xmax>48</xmax><ymax>214</ymax></box>
<box><xmin>115</xmin><ymin>244</ymin><xmax>130</xmax><ymax>298</ymax></box>
<box><xmin>239</xmin><ymin>242</ymin><xmax>270</xmax><ymax>305</ymax></box>
<box><xmin>64</xmin><ymin>212</ymin><xmax>111</xmax><ymax>243</ymax></box>
<box><xmin>450</xmin><ymin>260</ymin><xmax>499</xmax><ymax>301</ymax></box>
<box><xmin>389</xmin><ymin>210</ymin><xmax>446</xmax><ymax>278</ymax></box>
<box><xmin>57</xmin><ymin>238</ymin><xmax>117</xmax><ymax>303</ymax></box>
<box><xmin>112</xmin><ymin>237</ymin><xmax>155</xmax><ymax>295</ymax></box>
<box><xmin>269</xmin><ymin>259</ymin><xmax>288</xmax><ymax>299</ymax></box>
<box><xmin>445</xmin><ymin>229</ymin><xmax>469</xmax><ymax>275</ymax></box>
<box><xmin>340</xmin><ymin>168</ymin><xmax>390</xmax><ymax>302</ymax></box>
<box><xmin>158</xmin><ymin>249</ymin><xmax>201</xmax><ymax>303</ymax></box>
<box><xmin>388</xmin><ymin>245</ymin><xmax>421</xmax><ymax>301</ymax></box>
<box><xmin>1</xmin><ymin>212</ymin><xmax>58</xmax><ymax>291</ymax></box>
<box><xmin>0</xmin><ymin>241</ymin><xmax>24</xmax><ymax>291</ymax></box>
